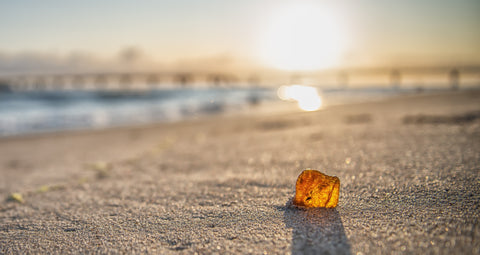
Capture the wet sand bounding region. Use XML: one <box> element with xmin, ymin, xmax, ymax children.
<box><xmin>1</xmin><ymin>90</ymin><xmax>479</xmax><ymax>254</ymax></box>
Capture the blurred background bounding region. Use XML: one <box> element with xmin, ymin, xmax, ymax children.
<box><xmin>0</xmin><ymin>0</ymin><xmax>479</xmax><ymax>136</ymax></box>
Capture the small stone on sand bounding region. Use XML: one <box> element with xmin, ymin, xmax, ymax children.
<box><xmin>293</xmin><ymin>170</ymin><xmax>340</xmax><ymax>208</ymax></box>
<box><xmin>7</xmin><ymin>192</ymin><xmax>24</xmax><ymax>203</ymax></box>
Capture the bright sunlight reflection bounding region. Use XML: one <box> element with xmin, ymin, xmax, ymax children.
<box><xmin>277</xmin><ymin>85</ymin><xmax>322</xmax><ymax>111</ymax></box>
<box><xmin>259</xmin><ymin>1</ymin><xmax>347</xmax><ymax>71</ymax></box>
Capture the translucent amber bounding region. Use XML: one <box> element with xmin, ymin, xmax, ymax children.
<box><xmin>293</xmin><ymin>170</ymin><xmax>340</xmax><ymax>208</ymax></box>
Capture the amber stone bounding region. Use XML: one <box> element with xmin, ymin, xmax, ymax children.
<box><xmin>293</xmin><ymin>170</ymin><xmax>340</xmax><ymax>208</ymax></box>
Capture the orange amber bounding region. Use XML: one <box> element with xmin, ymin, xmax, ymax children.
<box><xmin>293</xmin><ymin>170</ymin><xmax>340</xmax><ymax>208</ymax></box>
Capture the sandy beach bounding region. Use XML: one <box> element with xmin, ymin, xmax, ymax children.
<box><xmin>0</xmin><ymin>90</ymin><xmax>479</xmax><ymax>254</ymax></box>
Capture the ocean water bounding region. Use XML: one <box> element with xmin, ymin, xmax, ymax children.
<box><xmin>0</xmin><ymin>84</ymin><xmax>464</xmax><ymax>136</ymax></box>
<box><xmin>0</xmin><ymin>87</ymin><xmax>277</xmax><ymax>136</ymax></box>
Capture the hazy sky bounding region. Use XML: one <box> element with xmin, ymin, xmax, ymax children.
<box><xmin>0</xmin><ymin>0</ymin><xmax>479</xmax><ymax>71</ymax></box>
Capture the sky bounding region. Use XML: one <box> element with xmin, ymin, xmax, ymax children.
<box><xmin>0</xmin><ymin>0</ymin><xmax>479</xmax><ymax>73</ymax></box>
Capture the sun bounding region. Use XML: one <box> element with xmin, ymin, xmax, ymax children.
<box><xmin>259</xmin><ymin>2</ymin><xmax>347</xmax><ymax>71</ymax></box>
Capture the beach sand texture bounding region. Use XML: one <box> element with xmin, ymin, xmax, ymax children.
<box><xmin>1</xmin><ymin>91</ymin><xmax>479</xmax><ymax>254</ymax></box>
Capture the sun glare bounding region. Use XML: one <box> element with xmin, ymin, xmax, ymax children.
<box><xmin>277</xmin><ymin>85</ymin><xmax>322</xmax><ymax>111</ymax></box>
<box><xmin>259</xmin><ymin>2</ymin><xmax>347</xmax><ymax>71</ymax></box>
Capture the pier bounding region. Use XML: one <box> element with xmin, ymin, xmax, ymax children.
<box><xmin>0</xmin><ymin>66</ymin><xmax>479</xmax><ymax>91</ymax></box>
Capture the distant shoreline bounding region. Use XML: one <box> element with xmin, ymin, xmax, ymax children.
<box><xmin>1</xmin><ymin>87</ymin><xmax>478</xmax><ymax>140</ymax></box>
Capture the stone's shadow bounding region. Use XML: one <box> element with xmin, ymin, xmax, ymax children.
<box><xmin>281</xmin><ymin>202</ymin><xmax>351</xmax><ymax>255</ymax></box>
